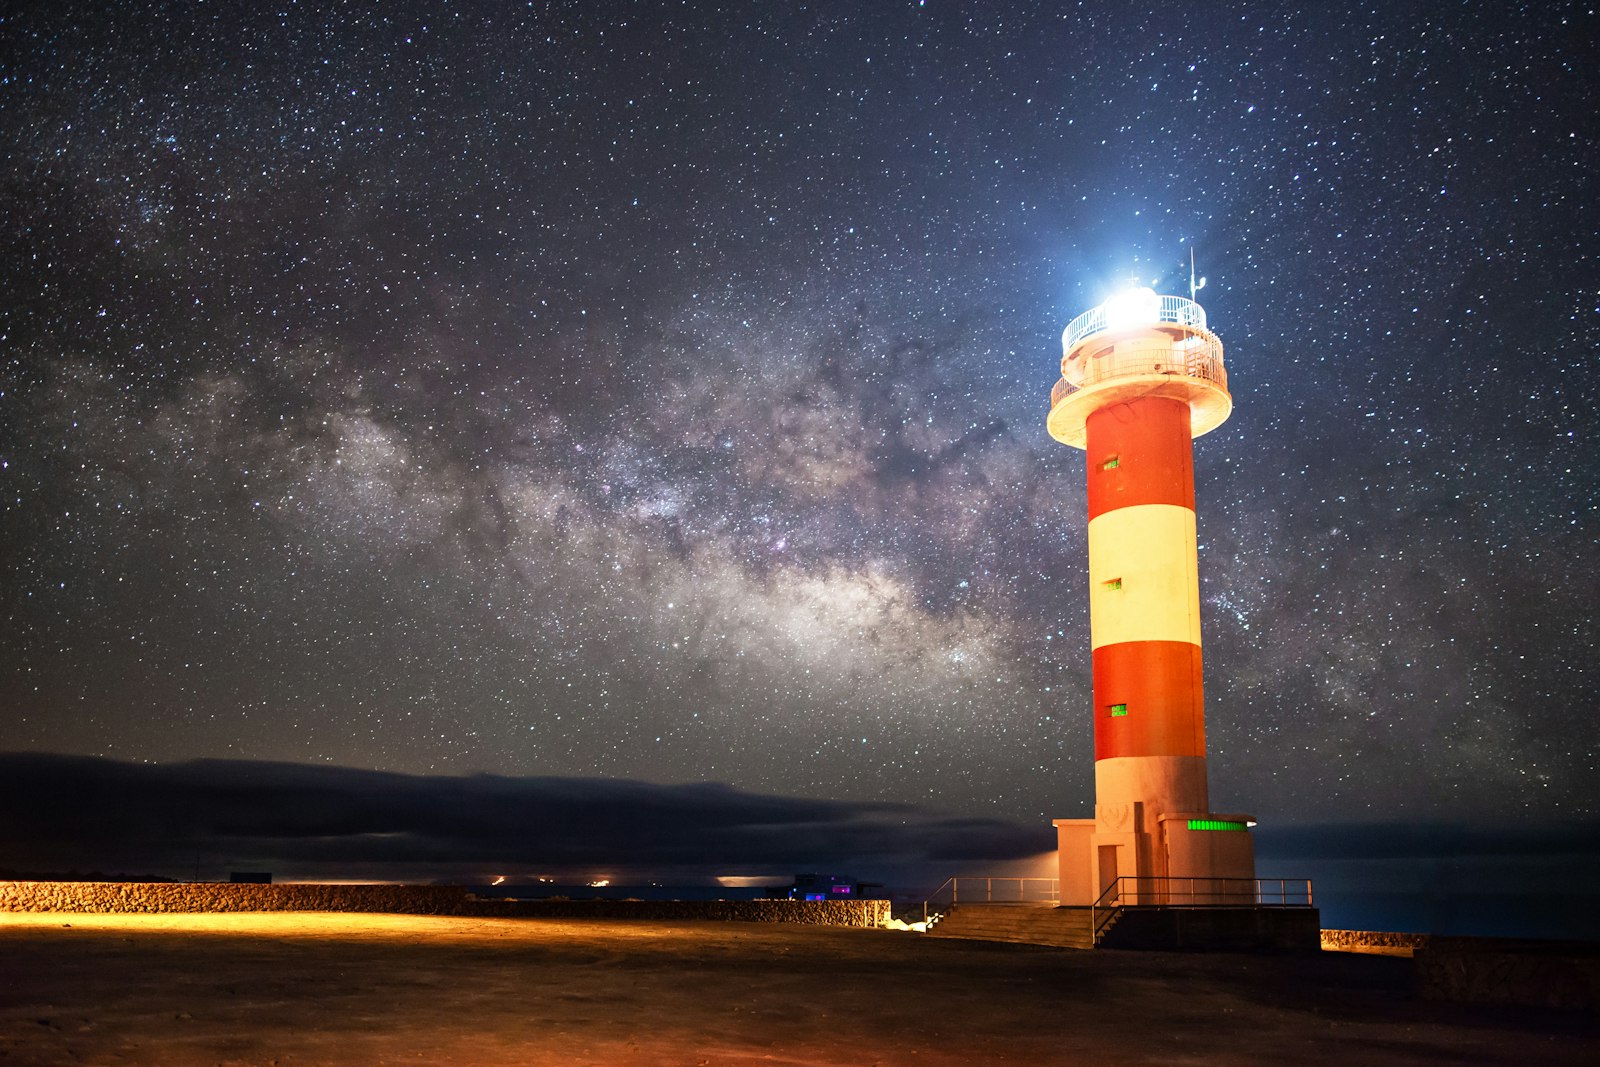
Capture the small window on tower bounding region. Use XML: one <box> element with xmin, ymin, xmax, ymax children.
<box><xmin>1108</xmin><ymin>703</ymin><xmax>1128</xmax><ymax>717</ymax></box>
<box><xmin>1100</xmin><ymin>455</ymin><xmax>1120</xmax><ymax>471</ymax></box>
<box><xmin>1102</xmin><ymin>578</ymin><xmax>1122</xmax><ymax>591</ymax></box>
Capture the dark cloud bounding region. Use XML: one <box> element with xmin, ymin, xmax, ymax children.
<box><xmin>0</xmin><ymin>753</ymin><xmax>1051</xmax><ymax>882</ymax></box>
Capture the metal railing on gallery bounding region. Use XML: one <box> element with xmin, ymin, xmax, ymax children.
<box><xmin>1062</xmin><ymin>293</ymin><xmax>1208</xmax><ymax>353</ymax></box>
<box><xmin>1089</xmin><ymin>876</ymin><xmax>1315</xmax><ymax>943</ymax></box>
<box><xmin>1050</xmin><ymin>335</ymin><xmax>1228</xmax><ymax>407</ymax></box>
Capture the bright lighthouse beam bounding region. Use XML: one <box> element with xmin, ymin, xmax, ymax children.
<box><xmin>1101</xmin><ymin>286</ymin><xmax>1162</xmax><ymax>332</ymax></box>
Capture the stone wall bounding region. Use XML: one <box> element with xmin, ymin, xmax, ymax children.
<box><xmin>1321</xmin><ymin>930</ymin><xmax>1599</xmax><ymax>1009</ymax></box>
<box><xmin>0</xmin><ymin>881</ymin><xmax>470</xmax><ymax>915</ymax></box>
<box><xmin>0</xmin><ymin>881</ymin><xmax>889</xmax><ymax>927</ymax></box>
<box><xmin>1413</xmin><ymin>937</ymin><xmax>1600</xmax><ymax>1010</ymax></box>
<box><xmin>463</xmin><ymin>897</ymin><xmax>890</xmax><ymax>926</ymax></box>
<box><xmin>1320</xmin><ymin>929</ymin><xmax>1431</xmax><ymax>955</ymax></box>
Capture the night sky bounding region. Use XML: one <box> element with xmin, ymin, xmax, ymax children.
<box><xmin>2</xmin><ymin>3</ymin><xmax>1596</xmax><ymax>912</ymax></box>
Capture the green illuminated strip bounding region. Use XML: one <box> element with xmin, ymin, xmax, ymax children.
<box><xmin>1187</xmin><ymin>819</ymin><xmax>1248</xmax><ymax>832</ymax></box>
<box><xmin>1109</xmin><ymin>703</ymin><xmax>1128</xmax><ymax>717</ymax></box>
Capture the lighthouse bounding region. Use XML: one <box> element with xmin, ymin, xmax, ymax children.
<box><xmin>1048</xmin><ymin>286</ymin><xmax>1256</xmax><ymax>906</ymax></box>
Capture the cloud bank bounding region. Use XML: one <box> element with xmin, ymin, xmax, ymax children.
<box><xmin>0</xmin><ymin>753</ymin><xmax>1052</xmax><ymax>885</ymax></box>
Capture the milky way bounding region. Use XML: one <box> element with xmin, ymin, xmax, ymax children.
<box><xmin>2</xmin><ymin>2</ymin><xmax>1595</xmax><ymax>834</ymax></box>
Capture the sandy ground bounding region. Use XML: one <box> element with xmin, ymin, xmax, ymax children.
<box><xmin>1</xmin><ymin>913</ymin><xmax>1594</xmax><ymax>1066</ymax></box>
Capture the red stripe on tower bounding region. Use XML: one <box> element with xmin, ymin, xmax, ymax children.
<box><xmin>1091</xmin><ymin>641</ymin><xmax>1206</xmax><ymax>760</ymax></box>
<box><xmin>1086</xmin><ymin>396</ymin><xmax>1195</xmax><ymax>519</ymax></box>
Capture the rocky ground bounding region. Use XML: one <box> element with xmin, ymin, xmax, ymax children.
<box><xmin>2</xmin><ymin>912</ymin><xmax>1594</xmax><ymax>1065</ymax></box>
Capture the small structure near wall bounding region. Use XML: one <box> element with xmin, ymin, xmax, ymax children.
<box><xmin>783</xmin><ymin>874</ymin><xmax>886</xmax><ymax>901</ymax></box>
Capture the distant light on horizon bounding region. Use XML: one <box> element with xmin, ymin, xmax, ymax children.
<box><xmin>716</xmin><ymin>875</ymin><xmax>778</xmax><ymax>888</ymax></box>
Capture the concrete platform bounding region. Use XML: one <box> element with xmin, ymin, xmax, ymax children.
<box><xmin>1099</xmin><ymin>906</ymin><xmax>1323</xmax><ymax>952</ymax></box>
<box><xmin>928</xmin><ymin>903</ymin><xmax>1321</xmax><ymax>953</ymax></box>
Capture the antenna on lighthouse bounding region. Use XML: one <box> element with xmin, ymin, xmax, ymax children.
<box><xmin>1189</xmin><ymin>246</ymin><xmax>1207</xmax><ymax>301</ymax></box>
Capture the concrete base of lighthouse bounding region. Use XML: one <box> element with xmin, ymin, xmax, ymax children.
<box><xmin>1052</xmin><ymin>810</ymin><xmax>1256</xmax><ymax>907</ymax></box>
<box><xmin>1053</xmin><ymin>750</ymin><xmax>1258</xmax><ymax>906</ymax></box>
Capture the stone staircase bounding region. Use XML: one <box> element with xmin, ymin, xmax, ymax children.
<box><xmin>925</xmin><ymin>903</ymin><xmax>1109</xmax><ymax>950</ymax></box>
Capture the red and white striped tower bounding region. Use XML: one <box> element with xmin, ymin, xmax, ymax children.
<box><xmin>1048</xmin><ymin>287</ymin><xmax>1256</xmax><ymax>905</ymax></box>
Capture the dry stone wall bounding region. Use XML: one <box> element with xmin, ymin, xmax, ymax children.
<box><xmin>1322</xmin><ymin>929</ymin><xmax>1598</xmax><ymax>1009</ymax></box>
<box><xmin>1320</xmin><ymin>929</ymin><xmax>1431</xmax><ymax>954</ymax></box>
<box><xmin>463</xmin><ymin>897</ymin><xmax>890</xmax><ymax>926</ymax></box>
<box><xmin>0</xmin><ymin>881</ymin><xmax>469</xmax><ymax>915</ymax></box>
<box><xmin>1413</xmin><ymin>937</ymin><xmax>1600</xmax><ymax>1010</ymax></box>
<box><xmin>0</xmin><ymin>882</ymin><xmax>889</xmax><ymax>927</ymax></box>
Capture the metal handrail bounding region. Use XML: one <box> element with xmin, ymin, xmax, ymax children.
<box><xmin>1062</xmin><ymin>293</ymin><xmax>1207</xmax><ymax>353</ymax></box>
<box><xmin>923</xmin><ymin>874</ymin><xmax>1313</xmax><ymax>934</ymax></box>
<box><xmin>1089</xmin><ymin>878</ymin><xmax>1123</xmax><ymax>942</ymax></box>
<box><xmin>920</xmin><ymin>876</ymin><xmax>1060</xmax><ymax>922</ymax></box>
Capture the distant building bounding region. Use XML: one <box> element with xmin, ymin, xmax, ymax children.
<box><xmin>784</xmin><ymin>874</ymin><xmax>885</xmax><ymax>901</ymax></box>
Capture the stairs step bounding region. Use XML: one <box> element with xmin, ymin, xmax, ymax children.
<box><xmin>925</xmin><ymin>904</ymin><xmax>1100</xmax><ymax>950</ymax></box>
